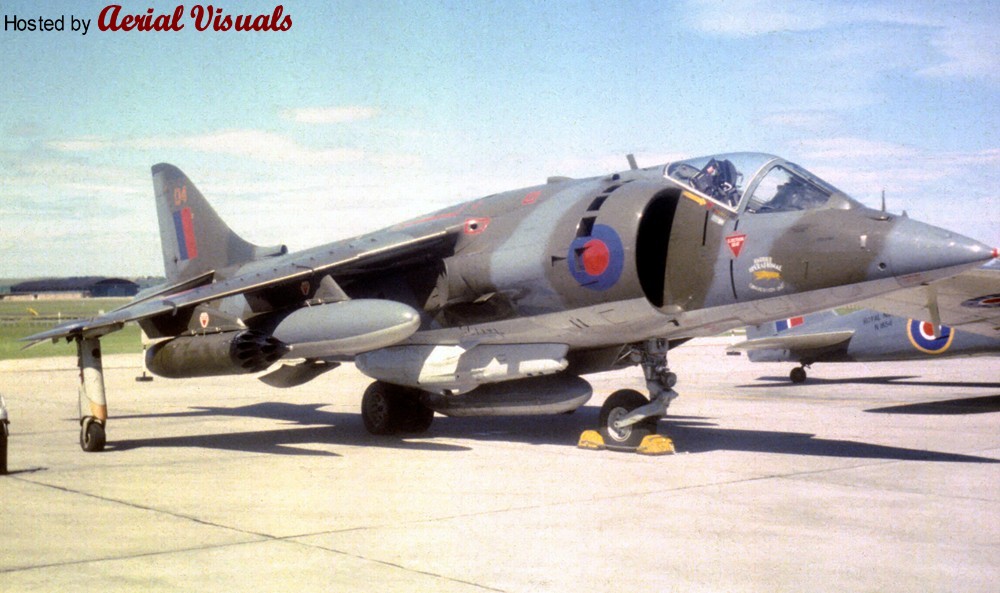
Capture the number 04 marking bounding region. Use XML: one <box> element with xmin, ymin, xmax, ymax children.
<box><xmin>173</xmin><ymin>186</ymin><xmax>188</xmax><ymax>206</ymax></box>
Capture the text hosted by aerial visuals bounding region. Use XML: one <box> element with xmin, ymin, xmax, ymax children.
<box><xmin>3</xmin><ymin>4</ymin><xmax>293</xmax><ymax>35</ymax></box>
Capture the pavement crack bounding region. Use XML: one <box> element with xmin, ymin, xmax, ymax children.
<box><xmin>5</xmin><ymin>476</ymin><xmax>508</xmax><ymax>591</ymax></box>
<box><xmin>277</xmin><ymin>538</ymin><xmax>508</xmax><ymax>593</ymax></box>
<box><xmin>14</xmin><ymin>473</ymin><xmax>271</xmax><ymax>538</ymax></box>
<box><xmin>0</xmin><ymin>539</ymin><xmax>266</xmax><ymax>575</ymax></box>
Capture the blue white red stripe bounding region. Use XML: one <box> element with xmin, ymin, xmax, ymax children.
<box><xmin>775</xmin><ymin>317</ymin><xmax>804</xmax><ymax>332</ymax></box>
<box><xmin>172</xmin><ymin>207</ymin><xmax>198</xmax><ymax>260</ymax></box>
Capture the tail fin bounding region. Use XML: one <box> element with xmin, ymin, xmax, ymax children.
<box><xmin>152</xmin><ymin>164</ymin><xmax>287</xmax><ymax>283</ymax></box>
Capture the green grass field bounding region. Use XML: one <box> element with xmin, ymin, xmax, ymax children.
<box><xmin>0</xmin><ymin>298</ymin><xmax>142</xmax><ymax>360</ymax></box>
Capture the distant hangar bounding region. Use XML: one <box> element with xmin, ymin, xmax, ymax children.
<box><xmin>6</xmin><ymin>277</ymin><xmax>141</xmax><ymax>299</ymax></box>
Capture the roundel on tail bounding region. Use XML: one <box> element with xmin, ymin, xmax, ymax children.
<box><xmin>568</xmin><ymin>224</ymin><xmax>624</xmax><ymax>290</ymax></box>
<box><xmin>906</xmin><ymin>319</ymin><xmax>954</xmax><ymax>354</ymax></box>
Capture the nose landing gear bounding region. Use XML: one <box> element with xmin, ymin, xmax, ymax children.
<box><xmin>579</xmin><ymin>339</ymin><xmax>677</xmax><ymax>455</ymax></box>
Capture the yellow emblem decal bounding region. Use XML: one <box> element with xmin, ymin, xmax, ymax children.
<box><xmin>748</xmin><ymin>256</ymin><xmax>785</xmax><ymax>293</ymax></box>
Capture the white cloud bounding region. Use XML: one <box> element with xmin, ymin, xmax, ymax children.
<box><xmin>795</xmin><ymin>137</ymin><xmax>1000</xmax><ymax>170</ymax></box>
<box><xmin>548</xmin><ymin>151</ymin><xmax>688</xmax><ymax>177</ymax></box>
<box><xmin>682</xmin><ymin>0</ymin><xmax>835</xmax><ymax>37</ymax></box>
<box><xmin>45</xmin><ymin>137</ymin><xmax>111</xmax><ymax>152</ymax></box>
<box><xmin>48</xmin><ymin>129</ymin><xmax>367</xmax><ymax>166</ymax></box>
<box><xmin>762</xmin><ymin>111</ymin><xmax>838</xmax><ymax>132</ymax></box>
<box><xmin>682</xmin><ymin>0</ymin><xmax>1000</xmax><ymax>83</ymax></box>
<box><xmin>683</xmin><ymin>1</ymin><xmax>920</xmax><ymax>37</ymax></box>
<box><xmin>919</xmin><ymin>24</ymin><xmax>1000</xmax><ymax>81</ymax></box>
<box><xmin>794</xmin><ymin>137</ymin><xmax>922</xmax><ymax>160</ymax></box>
<box><xmin>2</xmin><ymin>156</ymin><xmax>144</xmax><ymax>198</ymax></box>
<box><xmin>180</xmin><ymin>130</ymin><xmax>364</xmax><ymax>164</ymax></box>
<box><xmin>782</xmin><ymin>137</ymin><xmax>1000</xmax><ymax>246</ymax></box>
<box><xmin>46</xmin><ymin>127</ymin><xmax>426</xmax><ymax>173</ymax></box>
<box><xmin>281</xmin><ymin>106</ymin><xmax>379</xmax><ymax>124</ymax></box>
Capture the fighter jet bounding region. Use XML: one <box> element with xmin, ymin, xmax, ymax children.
<box><xmin>22</xmin><ymin>152</ymin><xmax>995</xmax><ymax>453</ymax></box>
<box><xmin>731</xmin><ymin>261</ymin><xmax>1000</xmax><ymax>382</ymax></box>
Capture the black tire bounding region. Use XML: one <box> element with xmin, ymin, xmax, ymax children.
<box><xmin>790</xmin><ymin>366</ymin><xmax>807</xmax><ymax>384</ymax></box>
<box><xmin>362</xmin><ymin>382</ymin><xmax>400</xmax><ymax>435</ymax></box>
<box><xmin>396</xmin><ymin>392</ymin><xmax>435</xmax><ymax>434</ymax></box>
<box><xmin>80</xmin><ymin>420</ymin><xmax>106</xmax><ymax>452</ymax></box>
<box><xmin>362</xmin><ymin>382</ymin><xmax>436</xmax><ymax>435</ymax></box>
<box><xmin>598</xmin><ymin>389</ymin><xmax>657</xmax><ymax>449</ymax></box>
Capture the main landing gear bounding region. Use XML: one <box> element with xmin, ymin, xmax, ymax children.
<box><xmin>76</xmin><ymin>337</ymin><xmax>108</xmax><ymax>452</ymax></box>
<box><xmin>789</xmin><ymin>365</ymin><xmax>809</xmax><ymax>384</ymax></box>
<box><xmin>361</xmin><ymin>381</ymin><xmax>435</xmax><ymax>435</ymax></box>
<box><xmin>579</xmin><ymin>338</ymin><xmax>677</xmax><ymax>455</ymax></box>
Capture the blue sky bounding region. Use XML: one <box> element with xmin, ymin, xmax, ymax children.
<box><xmin>1</xmin><ymin>0</ymin><xmax>997</xmax><ymax>276</ymax></box>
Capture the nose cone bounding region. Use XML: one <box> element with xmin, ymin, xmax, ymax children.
<box><xmin>884</xmin><ymin>217</ymin><xmax>994</xmax><ymax>286</ymax></box>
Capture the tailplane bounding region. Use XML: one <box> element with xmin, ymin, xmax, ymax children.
<box><xmin>746</xmin><ymin>310</ymin><xmax>840</xmax><ymax>340</ymax></box>
<box><xmin>152</xmin><ymin>163</ymin><xmax>287</xmax><ymax>283</ymax></box>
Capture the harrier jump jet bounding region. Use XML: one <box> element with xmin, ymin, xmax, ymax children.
<box><xmin>730</xmin><ymin>261</ymin><xmax>1000</xmax><ymax>382</ymax></box>
<box><xmin>23</xmin><ymin>153</ymin><xmax>995</xmax><ymax>453</ymax></box>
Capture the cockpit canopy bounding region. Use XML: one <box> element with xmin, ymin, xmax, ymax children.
<box><xmin>665</xmin><ymin>152</ymin><xmax>850</xmax><ymax>214</ymax></box>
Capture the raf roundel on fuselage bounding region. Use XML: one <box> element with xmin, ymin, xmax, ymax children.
<box><xmin>567</xmin><ymin>224</ymin><xmax>625</xmax><ymax>290</ymax></box>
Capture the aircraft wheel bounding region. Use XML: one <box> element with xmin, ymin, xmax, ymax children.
<box><xmin>789</xmin><ymin>366</ymin><xmax>807</xmax><ymax>384</ymax></box>
<box><xmin>397</xmin><ymin>396</ymin><xmax>434</xmax><ymax>434</ymax></box>
<box><xmin>599</xmin><ymin>389</ymin><xmax>657</xmax><ymax>449</ymax></box>
<box><xmin>393</xmin><ymin>388</ymin><xmax>434</xmax><ymax>433</ymax></box>
<box><xmin>361</xmin><ymin>382</ymin><xmax>401</xmax><ymax>435</ymax></box>
<box><xmin>80</xmin><ymin>419</ymin><xmax>106</xmax><ymax>452</ymax></box>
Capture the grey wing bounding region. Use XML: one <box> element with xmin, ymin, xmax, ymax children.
<box><xmin>855</xmin><ymin>263</ymin><xmax>1000</xmax><ymax>338</ymax></box>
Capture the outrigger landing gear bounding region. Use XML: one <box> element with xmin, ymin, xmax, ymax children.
<box><xmin>579</xmin><ymin>338</ymin><xmax>677</xmax><ymax>455</ymax></box>
<box><xmin>76</xmin><ymin>337</ymin><xmax>108</xmax><ymax>452</ymax></box>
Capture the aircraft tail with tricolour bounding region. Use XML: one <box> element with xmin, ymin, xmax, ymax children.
<box><xmin>151</xmin><ymin>163</ymin><xmax>287</xmax><ymax>284</ymax></box>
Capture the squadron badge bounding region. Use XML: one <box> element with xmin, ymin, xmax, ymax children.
<box><xmin>748</xmin><ymin>256</ymin><xmax>785</xmax><ymax>293</ymax></box>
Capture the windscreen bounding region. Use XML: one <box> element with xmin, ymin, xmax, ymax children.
<box><xmin>745</xmin><ymin>164</ymin><xmax>835</xmax><ymax>213</ymax></box>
